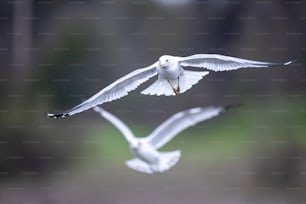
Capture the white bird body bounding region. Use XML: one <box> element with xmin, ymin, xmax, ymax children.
<box><xmin>157</xmin><ymin>55</ymin><xmax>182</xmax><ymax>80</ymax></box>
<box><xmin>130</xmin><ymin>139</ymin><xmax>160</xmax><ymax>164</ymax></box>
<box><xmin>92</xmin><ymin>105</ymin><xmax>230</xmax><ymax>174</ymax></box>
<box><xmin>48</xmin><ymin>54</ymin><xmax>293</xmax><ymax>118</ymax></box>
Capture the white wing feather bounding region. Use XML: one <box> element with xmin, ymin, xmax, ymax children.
<box><xmin>92</xmin><ymin>106</ymin><xmax>136</xmax><ymax>145</ymax></box>
<box><xmin>179</xmin><ymin>54</ymin><xmax>293</xmax><ymax>72</ymax></box>
<box><xmin>146</xmin><ymin>106</ymin><xmax>225</xmax><ymax>149</ymax></box>
<box><xmin>48</xmin><ymin>64</ymin><xmax>158</xmax><ymax>117</ymax></box>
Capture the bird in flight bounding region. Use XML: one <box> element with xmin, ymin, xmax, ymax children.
<box><xmin>92</xmin><ymin>105</ymin><xmax>232</xmax><ymax>174</ymax></box>
<box><xmin>48</xmin><ymin>54</ymin><xmax>293</xmax><ymax>118</ymax></box>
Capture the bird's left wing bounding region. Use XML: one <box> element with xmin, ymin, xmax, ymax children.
<box><xmin>178</xmin><ymin>54</ymin><xmax>293</xmax><ymax>72</ymax></box>
<box><xmin>92</xmin><ymin>106</ymin><xmax>136</xmax><ymax>144</ymax></box>
<box><xmin>48</xmin><ymin>63</ymin><xmax>158</xmax><ymax>118</ymax></box>
<box><xmin>146</xmin><ymin>106</ymin><xmax>228</xmax><ymax>150</ymax></box>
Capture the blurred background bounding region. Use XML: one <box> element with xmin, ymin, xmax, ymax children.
<box><xmin>0</xmin><ymin>0</ymin><xmax>306</xmax><ymax>203</ymax></box>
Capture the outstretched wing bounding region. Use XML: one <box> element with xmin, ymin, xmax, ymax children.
<box><xmin>48</xmin><ymin>64</ymin><xmax>158</xmax><ymax>118</ymax></box>
<box><xmin>92</xmin><ymin>106</ymin><xmax>136</xmax><ymax>144</ymax></box>
<box><xmin>146</xmin><ymin>106</ymin><xmax>228</xmax><ymax>150</ymax></box>
<box><xmin>179</xmin><ymin>54</ymin><xmax>293</xmax><ymax>72</ymax></box>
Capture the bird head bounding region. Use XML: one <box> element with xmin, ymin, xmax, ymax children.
<box><xmin>159</xmin><ymin>55</ymin><xmax>173</xmax><ymax>68</ymax></box>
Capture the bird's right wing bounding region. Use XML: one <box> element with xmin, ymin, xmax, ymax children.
<box><xmin>178</xmin><ymin>54</ymin><xmax>293</xmax><ymax>72</ymax></box>
<box><xmin>47</xmin><ymin>63</ymin><xmax>158</xmax><ymax>118</ymax></box>
<box><xmin>146</xmin><ymin>106</ymin><xmax>228</xmax><ymax>149</ymax></box>
<box><xmin>93</xmin><ymin>106</ymin><xmax>136</xmax><ymax>144</ymax></box>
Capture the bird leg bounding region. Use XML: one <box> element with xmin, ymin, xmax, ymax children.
<box><xmin>167</xmin><ymin>80</ymin><xmax>178</xmax><ymax>95</ymax></box>
<box><xmin>176</xmin><ymin>76</ymin><xmax>180</xmax><ymax>94</ymax></box>
<box><xmin>167</xmin><ymin>78</ymin><xmax>180</xmax><ymax>95</ymax></box>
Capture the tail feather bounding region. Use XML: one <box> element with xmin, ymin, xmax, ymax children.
<box><xmin>141</xmin><ymin>70</ymin><xmax>209</xmax><ymax>96</ymax></box>
<box><xmin>125</xmin><ymin>158</ymin><xmax>154</xmax><ymax>174</ymax></box>
<box><xmin>141</xmin><ymin>79</ymin><xmax>175</xmax><ymax>96</ymax></box>
<box><xmin>125</xmin><ymin>150</ymin><xmax>181</xmax><ymax>174</ymax></box>
<box><xmin>158</xmin><ymin>150</ymin><xmax>181</xmax><ymax>172</ymax></box>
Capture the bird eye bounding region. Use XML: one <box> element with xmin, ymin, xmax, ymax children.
<box><xmin>166</xmin><ymin>59</ymin><xmax>168</xmax><ymax>62</ymax></box>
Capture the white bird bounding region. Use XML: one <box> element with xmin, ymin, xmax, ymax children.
<box><xmin>48</xmin><ymin>54</ymin><xmax>293</xmax><ymax>118</ymax></box>
<box><xmin>92</xmin><ymin>105</ymin><xmax>231</xmax><ymax>174</ymax></box>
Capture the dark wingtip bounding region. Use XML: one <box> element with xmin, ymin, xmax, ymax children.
<box><xmin>47</xmin><ymin>113</ymin><xmax>69</xmax><ymax>118</ymax></box>
<box><xmin>223</xmin><ymin>103</ymin><xmax>243</xmax><ymax>112</ymax></box>
<box><xmin>284</xmin><ymin>59</ymin><xmax>296</xmax><ymax>66</ymax></box>
<box><xmin>261</xmin><ymin>59</ymin><xmax>295</xmax><ymax>67</ymax></box>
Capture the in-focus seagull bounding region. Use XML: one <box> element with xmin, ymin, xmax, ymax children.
<box><xmin>48</xmin><ymin>54</ymin><xmax>293</xmax><ymax>118</ymax></box>
<box><xmin>92</xmin><ymin>105</ymin><xmax>231</xmax><ymax>174</ymax></box>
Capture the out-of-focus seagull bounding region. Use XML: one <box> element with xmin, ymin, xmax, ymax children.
<box><xmin>92</xmin><ymin>105</ymin><xmax>231</xmax><ymax>174</ymax></box>
<box><xmin>48</xmin><ymin>54</ymin><xmax>293</xmax><ymax>118</ymax></box>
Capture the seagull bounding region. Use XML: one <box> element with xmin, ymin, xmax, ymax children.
<box><xmin>48</xmin><ymin>54</ymin><xmax>293</xmax><ymax>118</ymax></box>
<box><xmin>92</xmin><ymin>105</ymin><xmax>231</xmax><ymax>174</ymax></box>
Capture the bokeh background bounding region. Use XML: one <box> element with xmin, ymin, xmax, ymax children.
<box><xmin>0</xmin><ymin>0</ymin><xmax>306</xmax><ymax>203</ymax></box>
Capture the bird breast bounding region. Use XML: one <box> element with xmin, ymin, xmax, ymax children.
<box><xmin>157</xmin><ymin>62</ymin><xmax>183</xmax><ymax>80</ymax></box>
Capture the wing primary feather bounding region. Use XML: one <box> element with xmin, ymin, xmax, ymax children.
<box><xmin>92</xmin><ymin>106</ymin><xmax>136</xmax><ymax>144</ymax></box>
<box><xmin>47</xmin><ymin>64</ymin><xmax>157</xmax><ymax>118</ymax></box>
<box><xmin>223</xmin><ymin>103</ymin><xmax>243</xmax><ymax>112</ymax></box>
<box><xmin>146</xmin><ymin>105</ymin><xmax>235</xmax><ymax>149</ymax></box>
<box><xmin>47</xmin><ymin>113</ymin><xmax>68</xmax><ymax>118</ymax></box>
<box><xmin>178</xmin><ymin>54</ymin><xmax>294</xmax><ymax>72</ymax></box>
